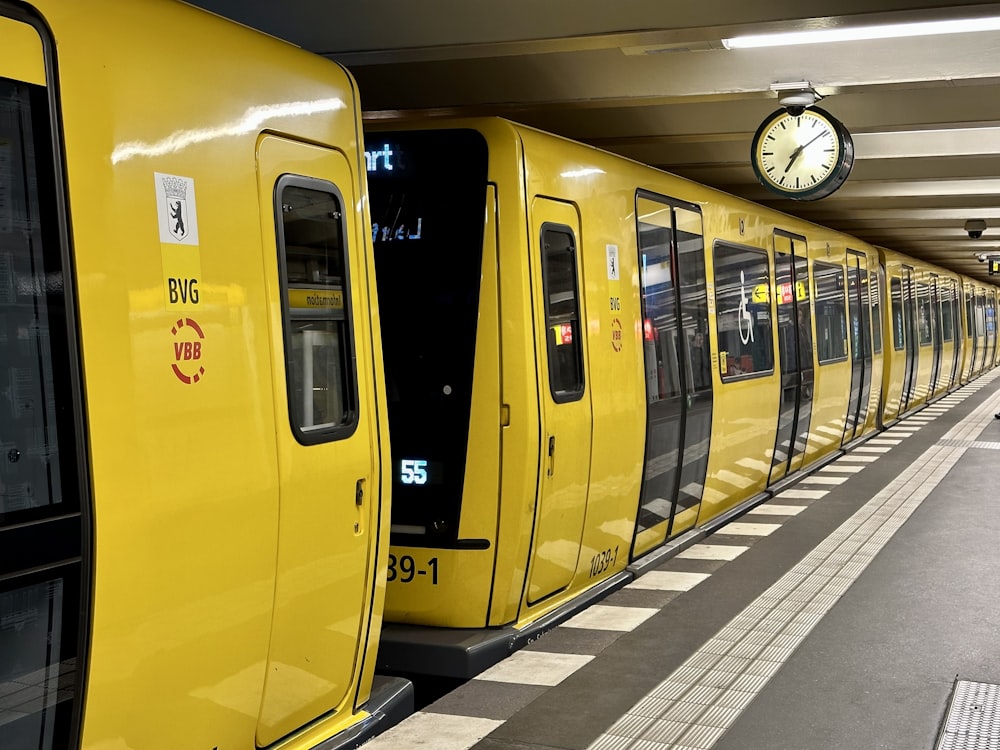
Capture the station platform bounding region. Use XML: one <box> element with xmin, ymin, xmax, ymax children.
<box><xmin>366</xmin><ymin>369</ymin><xmax>1000</xmax><ymax>750</ymax></box>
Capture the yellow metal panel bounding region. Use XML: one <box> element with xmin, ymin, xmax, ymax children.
<box><xmin>456</xmin><ymin>185</ymin><xmax>502</xmax><ymax>544</ymax></box>
<box><xmin>0</xmin><ymin>15</ymin><xmax>45</xmax><ymax>85</ymax></box>
<box><xmin>526</xmin><ymin>196</ymin><xmax>592</xmax><ymax>604</ymax></box>
<box><xmin>385</xmin><ymin>547</ymin><xmax>494</xmax><ymax>625</ymax></box>
<box><xmin>699</xmin><ymin>208</ymin><xmax>776</xmax><ymax>522</ymax></box>
<box><xmin>254</xmin><ymin>135</ymin><xmax>379</xmax><ymax>747</ymax></box>
<box><xmin>27</xmin><ymin>1</ymin><xmax>386</xmax><ymax>748</ymax></box>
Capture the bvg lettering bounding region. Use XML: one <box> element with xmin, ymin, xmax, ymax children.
<box><xmin>168</xmin><ymin>277</ymin><xmax>199</xmax><ymax>304</ymax></box>
<box><xmin>174</xmin><ymin>341</ymin><xmax>202</xmax><ymax>360</ymax></box>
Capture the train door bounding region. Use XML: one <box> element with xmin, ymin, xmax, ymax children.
<box><xmin>632</xmin><ymin>194</ymin><xmax>711</xmax><ymax>551</ymax></box>
<box><xmin>0</xmin><ymin>15</ymin><xmax>89</xmax><ymax>750</ymax></box>
<box><xmin>843</xmin><ymin>251</ymin><xmax>872</xmax><ymax>443</ymax></box>
<box><xmin>768</xmin><ymin>231</ymin><xmax>812</xmax><ymax>484</ymax></box>
<box><xmin>963</xmin><ymin>286</ymin><xmax>976</xmax><ymax>381</ymax></box>
<box><xmin>927</xmin><ymin>275</ymin><xmax>943</xmax><ymax>395</ymax></box>
<box><xmin>526</xmin><ymin>199</ymin><xmax>591</xmax><ymax>605</ymax></box>
<box><xmin>987</xmin><ymin>294</ymin><xmax>997</xmax><ymax>367</ymax></box>
<box><xmin>974</xmin><ymin>292</ymin><xmax>987</xmax><ymax>374</ymax></box>
<box><xmin>944</xmin><ymin>279</ymin><xmax>958</xmax><ymax>389</ymax></box>
<box><xmin>899</xmin><ymin>266</ymin><xmax>919</xmax><ymax>412</ymax></box>
<box><xmin>956</xmin><ymin>284</ymin><xmax>966</xmax><ymax>379</ymax></box>
<box><xmin>255</xmin><ymin>137</ymin><xmax>380</xmax><ymax>745</ymax></box>
<box><xmin>868</xmin><ymin>266</ymin><xmax>885</xmax><ymax>429</ymax></box>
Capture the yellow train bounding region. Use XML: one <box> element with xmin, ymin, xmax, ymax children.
<box><xmin>1</xmin><ymin>1</ymin><xmax>409</xmax><ymax>748</ymax></box>
<box><xmin>5</xmin><ymin>1</ymin><xmax>999</xmax><ymax>745</ymax></box>
<box><xmin>365</xmin><ymin>117</ymin><xmax>999</xmax><ymax>678</ymax></box>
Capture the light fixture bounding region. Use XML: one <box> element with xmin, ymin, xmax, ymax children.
<box><xmin>771</xmin><ymin>82</ymin><xmax>820</xmax><ymax>114</ymax></box>
<box><xmin>722</xmin><ymin>16</ymin><xmax>1000</xmax><ymax>49</ymax></box>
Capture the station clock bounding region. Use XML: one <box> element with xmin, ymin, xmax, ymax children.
<box><xmin>750</xmin><ymin>106</ymin><xmax>854</xmax><ymax>201</ymax></box>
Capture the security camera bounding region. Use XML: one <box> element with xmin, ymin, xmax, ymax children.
<box><xmin>965</xmin><ymin>219</ymin><xmax>987</xmax><ymax>239</ymax></box>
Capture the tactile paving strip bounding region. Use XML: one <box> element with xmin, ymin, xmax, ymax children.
<box><xmin>937</xmin><ymin>680</ymin><xmax>1000</xmax><ymax>749</ymax></box>
<box><xmin>938</xmin><ymin>438</ymin><xmax>1000</xmax><ymax>451</ymax></box>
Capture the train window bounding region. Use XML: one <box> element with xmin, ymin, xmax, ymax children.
<box><xmin>891</xmin><ymin>277</ymin><xmax>905</xmax><ymax>350</ymax></box>
<box><xmin>941</xmin><ymin>284</ymin><xmax>954</xmax><ymax>342</ymax></box>
<box><xmin>847</xmin><ymin>265</ymin><xmax>863</xmax><ymax>362</ymax></box>
<box><xmin>637</xmin><ymin>200</ymin><xmax>681</xmax><ymax>399</ymax></box>
<box><xmin>0</xmin><ymin>70</ymin><xmax>85</xmax><ymax>750</ymax></box>
<box><xmin>871</xmin><ymin>269</ymin><xmax>884</xmax><ymax>354</ymax></box>
<box><xmin>917</xmin><ymin>283</ymin><xmax>933</xmax><ymax>346</ymax></box>
<box><xmin>276</xmin><ymin>179</ymin><xmax>358</xmax><ymax>444</ymax></box>
<box><xmin>712</xmin><ymin>242</ymin><xmax>773</xmax><ymax>379</ymax></box>
<box><xmin>541</xmin><ymin>224</ymin><xmax>585</xmax><ymax>401</ymax></box>
<box><xmin>966</xmin><ymin>290</ymin><xmax>975</xmax><ymax>339</ymax></box>
<box><xmin>814</xmin><ymin>261</ymin><xmax>848</xmax><ymax>363</ymax></box>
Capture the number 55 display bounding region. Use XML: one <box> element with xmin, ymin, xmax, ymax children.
<box><xmin>400</xmin><ymin>459</ymin><xmax>429</xmax><ymax>485</ymax></box>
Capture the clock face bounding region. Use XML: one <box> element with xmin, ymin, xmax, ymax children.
<box><xmin>751</xmin><ymin>107</ymin><xmax>854</xmax><ymax>200</ymax></box>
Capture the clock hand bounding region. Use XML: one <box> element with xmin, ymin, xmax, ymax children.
<box><xmin>784</xmin><ymin>146</ymin><xmax>804</xmax><ymax>173</ymax></box>
<box><xmin>784</xmin><ymin>131</ymin><xmax>827</xmax><ymax>173</ymax></box>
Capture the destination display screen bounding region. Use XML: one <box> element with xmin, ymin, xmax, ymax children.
<box><xmin>366</xmin><ymin>129</ymin><xmax>489</xmax><ymax>546</ymax></box>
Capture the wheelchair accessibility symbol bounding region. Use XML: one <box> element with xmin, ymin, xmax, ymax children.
<box><xmin>738</xmin><ymin>270</ymin><xmax>754</xmax><ymax>346</ymax></box>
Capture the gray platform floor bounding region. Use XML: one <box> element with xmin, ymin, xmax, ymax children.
<box><xmin>366</xmin><ymin>369</ymin><xmax>1000</xmax><ymax>750</ymax></box>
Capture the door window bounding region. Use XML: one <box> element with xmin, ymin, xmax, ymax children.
<box><xmin>276</xmin><ymin>179</ymin><xmax>357</xmax><ymax>442</ymax></box>
<box><xmin>541</xmin><ymin>224</ymin><xmax>584</xmax><ymax>401</ymax></box>
<box><xmin>713</xmin><ymin>243</ymin><xmax>773</xmax><ymax>379</ymax></box>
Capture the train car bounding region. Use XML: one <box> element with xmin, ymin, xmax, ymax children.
<box><xmin>878</xmin><ymin>248</ymin><xmax>966</xmax><ymax>422</ymax></box>
<box><xmin>364</xmin><ymin>117</ymin><xmax>899</xmax><ymax>678</ymax></box>
<box><xmin>959</xmin><ymin>278</ymin><xmax>998</xmax><ymax>382</ymax></box>
<box><xmin>0</xmin><ymin>2</ymin><xmax>409</xmax><ymax>749</ymax></box>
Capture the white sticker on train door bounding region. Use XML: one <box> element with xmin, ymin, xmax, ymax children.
<box><xmin>155</xmin><ymin>173</ymin><xmax>202</xmax><ymax>310</ymax></box>
<box><xmin>606</xmin><ymin>244</ymin><xmax>620</xmax><ymax>280</ymax></box>
<box><xmin>155</xmin><ymin>172</ymin><xmax>199</xmax><ymax>245</ymax></box>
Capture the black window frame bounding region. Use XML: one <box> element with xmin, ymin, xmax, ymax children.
<box><xmin>273</xmin><ymin>174</ymin><xmax>359</xmax><ymax>445</ymax></box>
<box><xmin>540</xmin><ymin>221</ymin><xmax>586</xmax><ymax>403</ymax></box>
<box><xmin>0</xmin><ymin>9</ymin><xmax>91</xmax><ymax>749</ymax></box>
<box><xmin>712</xmin><ymin>240</ymin><xmax>775</xmax><ymax>382</ymax></box>
<box><xmin>813</xmin><ymin>260</ymin><xmax>849</xmax><ymax>364</ymax></box>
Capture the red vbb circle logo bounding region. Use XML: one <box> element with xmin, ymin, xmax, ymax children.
<box><xmin>171</xmin><ymin>317</ymin><xmax>205</xmax><ymax>384</ymax></box>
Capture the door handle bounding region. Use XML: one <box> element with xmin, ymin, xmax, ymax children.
<box><xmin>547</xmin><ymin>435</ymin><xmax>556</xmax><ymax>476</ymax></box>
<box><xmin>355</xmin><ymin>478</ymin><xmax>364</xmax><ymax>506</ymax></box>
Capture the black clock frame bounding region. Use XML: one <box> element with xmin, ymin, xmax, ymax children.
<box><xmin>750</xmin><ymin>106</ymin><xmax>855</xmax><ymax>201</ymax></box>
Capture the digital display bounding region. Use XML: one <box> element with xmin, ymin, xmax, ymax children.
<box><xmin>400</xmin><ymin>458</ymin><xmax>429</xmax><ymax>485</ymax></box>
<box><xmin>365</xmin><ymin>143</ymin><xmax>396</xmax><ymax>173</ymax></box>
<box><xmin>990</xmin><ymin>258</ymin><xmax>1000</xmax><ymax>276</ymax></box>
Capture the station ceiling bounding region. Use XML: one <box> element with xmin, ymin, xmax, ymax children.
<box><xmin>189</xmin><ymin>0</ymin><xmax>1000</xmax><ymax>284</ymax></box>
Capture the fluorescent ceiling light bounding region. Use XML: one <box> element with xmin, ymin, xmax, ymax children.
<box><xmin>722</xmin><ymin>16</ymin><xmax>1000</xmax><ymax>49</ymax></box>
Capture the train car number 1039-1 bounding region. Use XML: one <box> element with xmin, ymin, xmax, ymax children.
<box><xmin>589</xmin><ymin>546</ymin><xmax>619</xmax><ymax>577</ymax></box>
<box><xmin>387</xmin><ymin>554</ymin><xmax>439</xmax><ymax>584</ymax></box>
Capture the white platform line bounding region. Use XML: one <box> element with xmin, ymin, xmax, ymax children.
<box><xmin>676</xmin><ymin>544</ymin><xmax>749</xmax><ymax>561</ymax></box>
<box><xmin>627</xmin><ymin>571</ymin><xmax>711</xmax><ymax>591</ymax></box>
<box><xmin>562</xmin><ymin>604</ymin><xmax>660</xmax><ymax>632</ymax></box>
<box><xmin>797</xmin><ymin>475</ymin><xmax>847</xmax><ymax>485</ymax></box>
<box><xmin>820</xmin><ymin>464</ymin><xmax>865</xmax><ymax>473</ymax></box>
<box><xmin>476</xmin><ymin>651</ymin><xmax>595</xmax><ymax>686</ymax></box>
<box><xmin>721</xmin><ymin>522</ymin><xmax>782</xmax><ymax>536</ymax></box>
<box><xmin>748</xmin><ymin>504</ymin><xmax>806</xmax><ymax>516</ymax></box>
<box><xmin>775</xmin><ymin>488</ymin><xmax>829</xmax><ymax>500</ymax></box>
<box><xmin>363</xmin><ymin>712</ymin><xmax>504</xmax><ymax>750</ymax></box>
